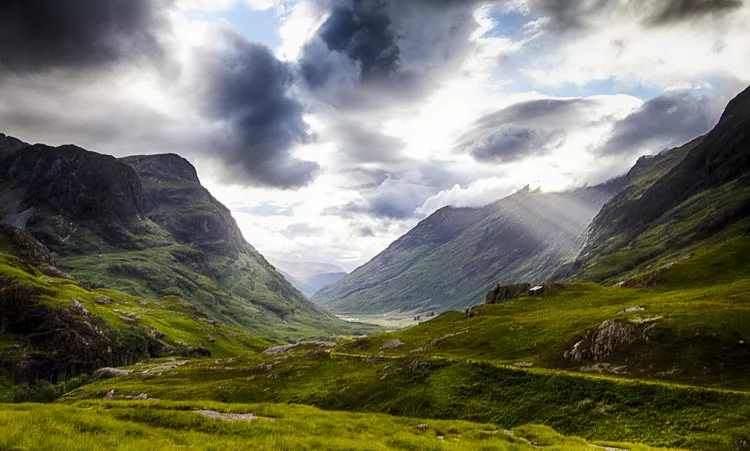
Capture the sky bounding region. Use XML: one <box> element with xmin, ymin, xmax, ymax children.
<box><xmin>1</xmin><ymin>0</ymin><xmax>749</xmax><ymax>271</ymax></box>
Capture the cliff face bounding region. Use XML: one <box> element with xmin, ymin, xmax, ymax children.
<box><xmin>0</xmin><ymin>144</ymin><xmax>145</xmax><ymax>251</ymax></box>
<box><xmin>120</xmin><ymin>154</ymin><xmax>245</xmax><ymax>253</ymax></box>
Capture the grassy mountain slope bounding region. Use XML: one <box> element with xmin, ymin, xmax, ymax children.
<box><xmin>0</xmin><ymin>402</ymin><xmax>669</xmax><ymax>451</ymax></box>
<box><xmin>313</xmin><ymin>184</ymin><xmax>620</xmax><ymax>315</ymax></box>
<box><xmin>0</xmin><ymin>223</ymin><xmax>272</xmax><ymax>401</ymax></box>
<box><xmin>0</xmin><ymin>144</ymin><xmax>378</xmax><ymax>340</ymax></box>
<box><xmin>568</xmin><ymin>85</ymin><xmax>750</xmax><ymax>284</ymax></box>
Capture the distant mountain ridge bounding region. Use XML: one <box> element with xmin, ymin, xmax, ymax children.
<box><xmin>312</xmin><ymin>183</ymin><xmax>622</xmax><ymax>315</ymax></box>
<box><xmin>269</xmin><ymin>258</ymin><xmax>347</xmax><ymax>297</ymax></box>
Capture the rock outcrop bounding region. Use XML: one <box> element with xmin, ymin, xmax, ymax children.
<box><xmin>485</xmin><ymin>283</ymin><xmax>531</xmax><ymax>304</ymax></box>
<box><xmin>565</xmin><ymin>319</ymin><xmax>655</xmax><ymax>363</ymax></box>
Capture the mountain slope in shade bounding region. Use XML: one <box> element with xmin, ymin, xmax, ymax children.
<box><xmin>0</xmin><ymin>142</ymin><xmax>376</xmax><ymax>340</ymax></box>
<box><xmin>312</xmin><ymin>183</ymin><xmax>620</xmax><ymax>315</ymax></box>
<box><xmin>568</xmin><ymin>85</ymin><xmax>750</xmax><ymax>283</ymax></box>
<box><xmin>269</xmin><ymin>258</ymin><xmax>348</xmax><ymax>297</ymax></box>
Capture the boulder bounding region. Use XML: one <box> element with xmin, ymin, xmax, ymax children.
<box><xmin>485</xmin><ymin>283</ymin><xmax>531</xmax><ymax>304</ymax></box>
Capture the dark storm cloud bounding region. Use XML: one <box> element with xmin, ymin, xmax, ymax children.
<box><xmin>299</xmin><ymin>0</ymin><xmax>486</xmax><ymax>105</ymax></box>
<box><xmin>469</xmin><ymin>126</ymin><xmax>564</xmax><ymax>163</ymax></box>
<box><xmin>199</xmin><ymin>31</ymin><xmax>318</xmax><ymax>189</ymax></box>
<box><xmin>476</xmin><ymin>98</ymin><xmax>591</xmax><ymax>126</ymax></box>
<box><xmin>0</xmin><ymin>0</ymin><xmax>167</xmax><ymax>73</ymax></box>
<box><xmin>648</xmin><ymin>0</ymin><xmax>743</xmax><ymax>25</ymax></box>
<box><xmin>602</xmin><ymin>92</ymin><xmax>717</xmax><ymax>155</ymax></box>
<box><xmin>528</xmin><ymin>0</ymin><xmax>743</xmax><ymax>30</ymax></box>
<box><xmin>460</xmin><ymin>98</ymin><xmax>590</xmax><ymax>163</ymax></box>
<box><xmin>316</xmin><ymin>2</ymin><xmax>400</xmax><ymax>83</ymax></box>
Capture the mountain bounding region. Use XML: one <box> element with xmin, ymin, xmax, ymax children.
<box><xmin>269</xmin><ymin>258</ymin><xmax>348</xmax><ymax>297</ymax></box>
<box><xmin>0</xmin><ymin>133</ymin><xmax>28</xmax><ymax>155</ymax></box>
<box><xmin>0</xmin><ymin>142</ymin><xmax>377</xmax><ymax>341</ymax></box>
<box><xmin>312</xmin><ymin>183</ymin><xmax>621</xmax><ymax>315</ymax></box>
<box><xmin>563</xmin><ymin>85</ymin><xmax>750</xmax><ymax>284</ymax></box>
<box><xmin>0</xmin><ymin>221</ymin><xmax>273</xmax><ymax>394</ymax></box>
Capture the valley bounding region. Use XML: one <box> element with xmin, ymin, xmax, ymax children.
<box><xmin>1</xmin><ymin>84</ymin><xmax>750</xmax><ymax>450</ymax></box>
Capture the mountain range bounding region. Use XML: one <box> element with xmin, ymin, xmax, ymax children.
<box><xmin>268</xmin><ymin>258</ymin><xmax>348</xmax><ymax>297</ymax></box>
<box><xmin>314</xmin><ymin>86</ymin><xmax>750</xmax><ymax>317</ymax></box>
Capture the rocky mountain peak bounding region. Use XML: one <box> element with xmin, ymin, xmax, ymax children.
<box><xmin>0</xmin><ymin>133</ymin><xmax>28</xmax><ymax>153</ymax></box>
<box><xmin>120</xmin><ymin>154</ymin><xmax>200</xmax><ymax>184</ymax></box>
<box><xmin>0</xmin><ymin>144</ymin><xmax>144</xmax><ymax>224</ymax></box>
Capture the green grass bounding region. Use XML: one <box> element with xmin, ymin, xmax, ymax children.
<box><xmin>0</xmin><ymin>400</ymin><xmax>673</xmax><ymax>450</ymax></box>
<box><xmin>62</xmin><ymin>351</ymin><xmax>750</xmax><ymax>450</ymax></box>
<box><xmin>60</xmin><ymin>235</ymin><xmax>381</xmax><ymax>342</ymax></box>
<box><xmin>0</xmin><ymin>252</ymin><xmax>272</xmax><ymax>359</ymax></box>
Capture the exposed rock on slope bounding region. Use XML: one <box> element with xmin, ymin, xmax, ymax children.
<box><xmin>313</xmin><ymin>184</ymin><xmax>620</xmax><ymax>315</ymax></box>
<box><xmin>0</xmin><ymin>145</ymin><xmax>144</xmax><ymax>248</ymax></box>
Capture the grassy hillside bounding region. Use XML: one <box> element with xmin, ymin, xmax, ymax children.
<box><xmin>314</xmin><ymin>184</ymin><xmax>619</xmax><ymax>316</ymax></box>
<box><xmin>0</xmin><ymin>224</ymin><xmax>274</xmax><ymax>402</ymax></box>
<box><xmin>571</xmin><ymin>85</ymin><xmax>750</xmax><ymax>284</ymax></box>
<box><xmin>0</xmin><ymin>401</ymin><xmax>671</xmax><ymax>451</ymax></box>
<box><xmin>341</xmin><ymin>235</ymin><xmax>750</xmax><ymax>387</ymax></box>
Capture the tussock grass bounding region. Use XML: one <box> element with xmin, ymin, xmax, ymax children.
<box><xmin>0</xmin><ymin>400</ymin><xmax>674</xmax><ymax>450</ymax></box>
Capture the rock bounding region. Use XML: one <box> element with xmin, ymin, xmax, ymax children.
<box><xmin>94</xmin><ymin>296</ymin><xmax>113</xmax><ymax>305</ymax></box>
<box><xmin>485</xmin><ymin>283</ymin><xmax>531</xmax><ymax>304</ymax></box>
<box><xmin>71</xmin><ymin>297</ymin><xmax>90</xmax><ymax>316</ymax></box>
<box><xmin>379</xmin><ymin>339</ymin><xmax>406</xmax><ymax>351</ymax></box>
<box><xmin>579</xmin><ymin>363</ymin><xmax>628</xmax><ymax>375</ymax></box>
<box><xmin>564</xmin><ymin>319</ymin><xmax>655</xmax><ymax>363</ymax></box>
<box><xmin>415</xmin><ymin>424</ymin><xmax>429</xmax><ymax>430</ymax></box>
<box><xmin>94</xmin><ymin>367</ymin><xmax>133</xmax><ymax>378</ymax></box>
<box><xmin>208</xmin><ymin>337</ymin><xmax>216</xmax><ymax>343</ymax></box>
<box><xmin>194</xmin><ymin>410</ymin><xmax>262</xmax><ymax>422</ymax></box>
<box><xmin>152</xmin><ymin>330</ymin><xmax>166</xmax><ymax>340</ymax></box>
<box><xmin>528</xmin><ymin>285</ymin><xmax>544</xmax><ymax>296</ymax></box>
<box><xmin>262</xmin><ymin>341</ymin><xmax>337</xmax><ymax>355</ymax></box>
<box><xmin>513</xmin><ymin>362</ymin><xmax>534</xmax><ymax>368</ymax></box>
<box><xmin>615</xmin><ymin>306</ymin><xmax>645</xmax><ymax>315</ymax></box>
<box><xmin>425</xmin><ymin>332</ymin><xmax>466</xmax><ymax>349</ymax></box>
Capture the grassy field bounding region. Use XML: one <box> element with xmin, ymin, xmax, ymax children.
<box><xmin>62</xmin><ymin>351</ymin><xmax>750</xmax><ymax>450</ymax></box>
<box><xmin>0</xmin><ymin>400</ymin><xmax>677</xmax><ymax>450</ymax></box>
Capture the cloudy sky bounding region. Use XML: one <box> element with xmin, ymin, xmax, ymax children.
<box><xmin>1</xmin><ymin>0</ymin><xmax>749</xmax><ymax>271</ymax></box>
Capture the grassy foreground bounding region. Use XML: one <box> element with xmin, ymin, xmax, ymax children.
<box><xmin>63</xmin><ymin>352</ymin><xmax>750</xmax><ymax>450</ymax></box>
<box><xmin>0</xmin><ymin>400</ymin><xmax>673</xmax><ymax>450</ymax></box>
